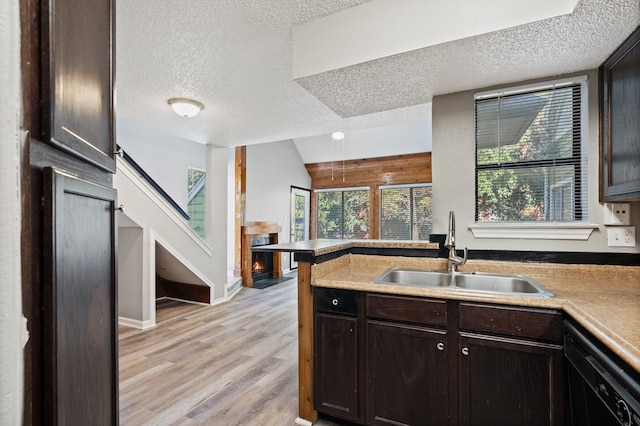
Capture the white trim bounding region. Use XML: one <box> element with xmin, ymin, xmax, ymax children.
<box><xmin>118</xmin><ymin>158</ymin><xmax>213</xmax><ymax>256</ymax></box>
<box><xmin>475</xmin><ymin>74</ymin><xmax>588</xmax><ymax>99</ymax></box>
<box><xmin>118</xmin><ymin>316</ymin><xmax>156</xmax><ymax>330</ymax></box>
<box><xmin>468</xmin><ymin>222</ymin><xmax>599</xmax><ymax>240</ymax></box>
<box><xmin>379</xmin><ymin>183</ymin><xmax>432</xmax><ymax>190</ymax></box>
<box><xmin>294</xmin><ymin>418</ymin><xmax>313</xmax><ymax>426</ymax></box>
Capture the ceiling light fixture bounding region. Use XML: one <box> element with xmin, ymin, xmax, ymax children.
<box><xmin>168</xmin><ymin>97</ymin><xmax>204</xmax><ymax>118</ymax></box>
<box><xmin>331</xmin><ymin>131</ymin><xmax>346</xmax><ymax>182</ymax></box>
<box><xmin>332</xmin><ymin>131</ymin><xmax>345</xmax><ymax>140</ymax></box>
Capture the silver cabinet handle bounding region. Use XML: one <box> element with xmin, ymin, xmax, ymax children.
<box><xmin>117</xmin><ymin>204</ymin><xmax>125</xmax><ymax>212</ymax></box>
<box><xmin>436</xmin><ymin>342</ymin><xmax>445</xmax><ymax>351</ymax></box>
<box><xmin>331</xmin><ymin>298</ymin><xmax>339</xmax><ymax>306</ymax></box>
<box><xmin>461</xmin><ymin>347</ymin><xmax>469</xmax><ymax>356</ymax></box>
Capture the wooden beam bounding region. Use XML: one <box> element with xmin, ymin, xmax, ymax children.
<box><xmin>234</xmin><ymin>146</ymin><xmax>246</xmax><ymax>277</ymax></box>
<box><xmin>297</xmin><ymin>261</ymin><xmax>317</xmax><ymax>423</ymax></box>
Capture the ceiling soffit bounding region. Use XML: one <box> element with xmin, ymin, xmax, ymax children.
<box><xmin>294</xmin><ymin>0</ymin><xmax>640</xmax><ymax>118</ymax></box>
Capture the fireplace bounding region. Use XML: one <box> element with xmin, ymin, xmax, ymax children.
<box><xmin>241</xmin><ymin>221</ymin><xmax>282</xmax><ymax>287</ymax></box>
<box><xmin>251</xmin><ymin>235</ymin><xmax>275</xmax><ymax>282</ymax></box>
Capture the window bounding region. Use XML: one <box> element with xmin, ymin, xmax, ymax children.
<box><xmin>380</xmin><ymin>185</ymin><xmax>432</xmax><ymax>240</ymax></box>
<box><xmin>316</xmin><ymin>188</ymin><xmax>369</xmax><ymax>239</ymax></box>
<box><xmin>187</xmin><ymin>168</ymin><xmax>206</xmax><ymax>238</ymax></box>
<box><xmin>475</xmin><ymin>78</ymin><xmax>587</xmax><ymax>222</ymax></box>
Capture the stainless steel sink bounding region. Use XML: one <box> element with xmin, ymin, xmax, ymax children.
<box><xmin>373</xmin><ymin>268</ymin><xmax>554</xmax><ymax>297</ymax></box>
<box><xmin>374</xmin><ymin>269</ymin><xmax>453</xmax><ymax>287</ymax></box>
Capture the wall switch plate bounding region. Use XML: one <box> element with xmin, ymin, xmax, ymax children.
<box><xmin>604</xmin><ymin>203</ymin><xmax>631</xmax><ymax>225</ymax></box>
<box><xmin>607</xmin><ymin>226</ymin><xmax>636</xmax><ymax>247</ymax></box>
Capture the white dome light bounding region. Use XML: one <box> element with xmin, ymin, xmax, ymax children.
<box><xmin>168</xmin><ymin>98</ymin><xmax>204</xmax><ymax>118</ymax></box>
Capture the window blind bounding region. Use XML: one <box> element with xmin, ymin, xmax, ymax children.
<box><xmin>475</xmin><ymin>81</ymin><xmax>587</xmax><ymax>222</ymax></box>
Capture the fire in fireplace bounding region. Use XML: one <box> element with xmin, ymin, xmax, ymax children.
<box><xmin>251</xmin><ymin>236</ymin><xmax>274</xmax><ymax>282</ymax></box>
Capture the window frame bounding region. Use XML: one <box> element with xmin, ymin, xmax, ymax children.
<box><xmin>379</xmin><ymin>183</ymin><xmax>433</xmax><ymax>241</ymax></box>
<box><xmin>315</xmin><ymin>186</ymin><xmax>370</xmax><ymax>240</ymax></box>
<box><xmin>470</xmin><ymin>76</ymin><xmax>598</xmax><ymax>240</ymax></box>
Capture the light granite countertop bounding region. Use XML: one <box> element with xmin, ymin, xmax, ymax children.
<box><xmin>311</xmin><ymin>254</ymin><xmax>640</xmax><ymax>373</ymax></box>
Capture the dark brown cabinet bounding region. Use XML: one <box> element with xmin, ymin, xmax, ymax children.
<box><xmin>366</xmin><ymin>294</ymin><xmax>448</xmax><ymax>426</ymax></box>
<box><xmin>313</xmin><ymin>291</ymin><xmax>565</xmax><ymax>426</ymax></box>
<box><xmin>458</xmin><ymin>302</ymin><xmax>565</xmax><ymax>426</ymax></box>
<box><xmin>42</xmin><ymin>0</ymin><xmax>116</xmax><ymax>172</ymax></box>
<box><xmin>600</xmin><ymin>25</ymin><xmax>640</xmax><ymax>202</ymax></box>
<box><xmin>366</xmin><ymin>321</ymin><xmax>448</xmax><ymax>425</ymax></box>
<box><xmin>43</xmin><ymin>168</ymin><xmax>118</xmax><ymax>425</ymax></box>
<box><xmin>314</xmin><ymin>288</ymin><xmax>364</xmax><ymax>423</ymax></box>
<box><xmin>458</xmin><ymin>334</ymin><xmax>564</xmax><ymax>426</ymax></box>
<box><xmin>21</xmin><ymin>0</ymin><xmax>118</xmax><ymax>423</ymax></box>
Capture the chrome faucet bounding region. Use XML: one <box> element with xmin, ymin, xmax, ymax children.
<box><xmin>444</xmin><ymin>211</ymin><xmax>468</xmax><ymax>272</ymax></box>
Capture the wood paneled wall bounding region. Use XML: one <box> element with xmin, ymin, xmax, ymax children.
<box><xmin>305</xmin><ymin>153</ymin><xmax>431</xmax><ymax>190</ymax></box>
<box><xmin>305</xmin><ymin>153</ymin><xmax>432</xmax><ymax>239</ymax></box>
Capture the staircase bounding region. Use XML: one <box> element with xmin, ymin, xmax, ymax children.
<box><xmin>114</xmin><ymin>154</ymin><xmax>241</xmax><ymax>329</ymax></box>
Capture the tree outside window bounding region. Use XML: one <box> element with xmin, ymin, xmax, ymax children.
<box><xmin>316</xmin><ymin>189</ymin><xmax>369</xmax><ymax>239</ymax></box>
<box><xmin>187</xmin><ymin>168</ymin><xmax>206</xmax><ymax>238</ymax></box>
<box><xmin>380</xmin><ymin>185</ymin><xmax>432</xmax><ymax>240</ymax></box>
<box><xmin>475</xmin><ymin>81</ymin><xmax>587</xmax><ymax>222</ymax></box>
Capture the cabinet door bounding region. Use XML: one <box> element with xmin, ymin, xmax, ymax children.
<box><xmin>42</xmin><ymin>0</ymin><xmax>116</xmax><ymax>172</ymax></box>
<box><xmin>600</xmin><ymin>26</ymin><xmax>640</xmax><ymax>202</ymax></box>
<box><xmin>459</xmin><ymin>333</ymin><xmax>564</xmax><ymax>426</ymax></box>
<box><xmin>43</xmin><ymin>167</ymin><xmax>118</xmax><ymax>425</ymax></box>
<box><xmin>366</xmin><ymin>320</ymin><xmax>448</xmax><ymax>426</ymax></box>
<box><xmin>314</xmin><ymin>312</ymin><xmax>361</xmax><ymax>422</ymax></box>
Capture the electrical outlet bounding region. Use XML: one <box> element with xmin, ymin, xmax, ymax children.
<box><xmin>604</xmin><ymin>203</ymin><xmax>631</xmax><ymax>225</ymax></box>
<box><xmin>607</xmin><ymin>226</ymin><xmax>636</xmax><ymax>247</ymax></box>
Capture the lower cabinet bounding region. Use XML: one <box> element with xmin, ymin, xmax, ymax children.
<box><xmin>459</xmin><ymin>334</ymin><xmax>564</xmax><ymax>425</ymax></box>
<box><xmin>457</xmin><ymin>302</ymin><xmax>565</xmax><ymax>426</ymax></box>
<box><xmin>314</xmin><ymin>289</ymin><xmax>566</xmax><ymax>426</ymax></box>
<box><xmin>314</xmin><ymin>288</ymin><xmax>364</xmax><ymax>423</ymax></box>
<box><xmin>315</xmin><ymin>312</ymin><xmax>361</xmax><ymax>421</ymax></box>
<box><xmin>366</xmin><ymin>320</ymin><xmax>448</xmax><ymax>425</ymax></box>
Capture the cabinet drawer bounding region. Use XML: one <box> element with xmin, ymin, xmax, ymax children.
<box><xmin>315</xmin><ymin>287</ymin><xmax>359</xmax><ymax>315</ymax></box>
<box><xmin>366</xmin><ymin>293</ymin><xmax>447</xmax><ymax>327</ymax></box>
<box><xmin>459</xmin><ymin>302</ymin><xmax>563</xmax><ymax>342</ymax></box>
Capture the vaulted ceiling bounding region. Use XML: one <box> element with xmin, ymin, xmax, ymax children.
<box><xmin>115</xmin><ymin>0</ymin><xmax>640</xmax><ymax>162</ymax></box>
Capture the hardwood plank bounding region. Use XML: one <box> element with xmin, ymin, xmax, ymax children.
<box><xmin>119</xmin><ymin>274</ymin><xmax>344</xmax><ymax>425</ymax></box>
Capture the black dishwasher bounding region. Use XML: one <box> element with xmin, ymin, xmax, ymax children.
<box><xmin>564</xmin><ymin>320</ymin><xmax>640</xmax><ymax>426</ymax></box>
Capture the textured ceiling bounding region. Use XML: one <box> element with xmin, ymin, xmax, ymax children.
<box><xmin>296</xmin><ymin>0</ymin><xmax>640</xmax><ymax>117</ymax></box>
<box><xmin>115</xmin><ymin>0</ymin><xmax>640</xmax><ymax>149</ymax></box>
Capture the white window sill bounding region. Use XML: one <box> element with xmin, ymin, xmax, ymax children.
<box><xmin>468</xmin><ymin>222</ymin><xmax>599</xmax><ymax>240</ymax></box>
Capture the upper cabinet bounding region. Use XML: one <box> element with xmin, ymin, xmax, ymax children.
<box><xmin>42</xmin><ymin>0</ymin><xmax>116</xmax><ymax>172</ymax></box>
<box><xmin>600</xmin><ymin>26</ymin><xmax>640</xmax><ymax>202</ymax></box>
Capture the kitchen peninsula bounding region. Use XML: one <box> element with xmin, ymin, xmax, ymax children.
<box><xmin>255</xmin><ymin>240</ymin><xmax>640</xmax><ymax>425</ymax></box>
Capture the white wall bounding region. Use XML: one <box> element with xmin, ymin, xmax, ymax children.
<box><xmin>432</xmin><ymin>70</ymin><xmax>640</xmax><ymax>253</ymax></box>
<box><xmin>0</xmin><ymin>0</ymin><xmax>24</xmax><ymax>422</ymax></box>
<box><xmin>246</xmin><ymin>140</ymin><xmax>312</xmax><ymax>270</ymax></box>
<box><xmin>206</xmin><ymin>145</ymin><xmax>235</xmax><ymax>297</ymax></box>
<box><xmin>117</xmin><ymin>227</ymin><xmax>145</xmax><ymax>322</ymax></box>
<box><xmin>117</xmin><ymin>117</ymin><xmax>206</xmax><ymax>211</ymax></box>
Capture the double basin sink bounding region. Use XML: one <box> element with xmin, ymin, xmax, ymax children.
<box><xmin>373</xmin><ymin>268</ymin><xmax>554</xmax><ymax>298</ymax></box>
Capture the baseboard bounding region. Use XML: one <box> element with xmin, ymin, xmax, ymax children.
<box><xmin>294</xmin><ymin>418</ymin><xmax>313</xmax><ymax>426</ymax></box>
<box><xmin>118</xmin><ymin>316</ymin><xmax>155</xmax><ymax>330</ymax></box>
<box><xmin>225</xmin><ymin>277</ymin><xmax>243</xmax><ymax>297</ymax></box>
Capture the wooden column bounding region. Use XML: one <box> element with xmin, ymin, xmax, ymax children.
<box><xmin>297</xmin><ymin>261</ymin><xmax>317</xmax><ymax>423</ymax></box>
<box><xmin>234</xmin><ymin>146</ymin><xmax>246</xmax><ymax>277</ymax></box>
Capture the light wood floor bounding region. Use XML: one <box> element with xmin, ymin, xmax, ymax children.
<box><xmin>119</xmin><ymin>275</ymin><xmax>346</xmax><ymax>426</ymax></box>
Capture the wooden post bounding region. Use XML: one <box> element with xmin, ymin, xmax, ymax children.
<box><xmin>234</xmin><ymin>146</ymin><xmax>246</xmax><ymax>277</ymax></box>
<box><xmin>297</xmin><ymin>261</ymin><xmax>317</xmax><ymax>423</ymax></box>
